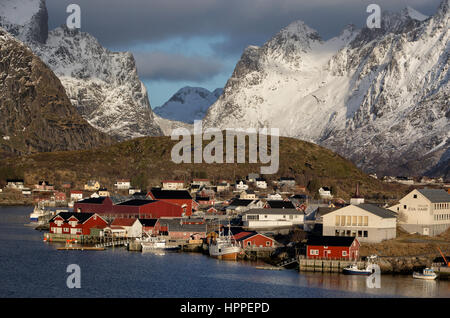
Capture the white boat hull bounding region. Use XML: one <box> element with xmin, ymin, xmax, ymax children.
<box><xmin>413</xmin><ymin>272</ymin><xmax>437</xmax><ymax>280</ymax></box>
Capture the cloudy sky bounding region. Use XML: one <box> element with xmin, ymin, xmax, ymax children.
<box><xmin>46</xmin><ymin>0</ymin><xmax>442</xmax><ymax>107</ymax></box>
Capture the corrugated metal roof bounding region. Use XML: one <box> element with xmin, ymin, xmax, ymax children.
<box><xmin>417</xmin><ymin>189</ymin><xmax>450</xmax><ymax>203</ymax></box>
<box><xmin>243</xmin><ymin>208</ymin><xmax>304</xmax><ymax>215</ymax></box>
<box><xmin>356</xmin><ymin>204</ymin><xmax>397</xmax><ymax>219</ymax></box>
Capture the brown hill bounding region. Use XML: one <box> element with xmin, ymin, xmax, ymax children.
<box><xmin>0</xmin><ymin>134</ymin><xmax>409</xmax><ymax>201</ymax></box>
<box><xmin>0</xmin><ymin>27</ymin><xmax>113</xmax><ymax>158</ymax></box>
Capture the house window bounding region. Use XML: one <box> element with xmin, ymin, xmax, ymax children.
<box><xmin>413</xmin><ymin>194</ymin><xmax>417</xmax><ymax>198</ymax></box>
<box><xmin>63</xmin><ymin>228</ymin><xmax>69</xmax><ymax>233</ymax></box>
<box><xmin>335</xmin><ymin>216</ymin><xmax>340</xmax><ymax>226</ymax></box>
<box><xmin>363</xmin><ymin>216</ymin><xmax>368</xmax><ymax>226</ymax></box>
<box><xmin>266</xmin><ymin>241</ymin><xmax>270</xmax><ymax>246</ymax></box>
<box><xmin>404</xmin><ymin>205</ymin><xmax>407</xmax><ymax>210</ymax></box>
<box><xmin>358</xmin><ymin>230</ymin><xmax>362</xmax><ymax>237</ymax></box>
<box><xmin>335</xmin><ymin>230</ymin><xmax>340</xmax><ymax>236</ymax></box>
<box><xmin>341</xmin><ymin>216</ymin><xmax>346</xmax><ymax>226</ymax></box>
<box><xmin>352</xmin><ymin>216</ymin><xmax>357</xmax><ymax>226</ymax></box>
<box><xmin>358</xmin><ymin>216</ymin><xmax>362</xmax><ymax>226</ymax></box>
<box><xmin>363</xmin><ymin>231</ymin><xmax>368</xmax><ymax>237</ymax></box>
<box><xmin>347</xmin><ymin>216</ymin><xmax>351</xmax><ymax>226</ymax></box>
<box><xmin>247</xmin><ymin>241</ymin><xmax>251</xmax><ymax>246</ymax></box>
<box><xmin>342</xmin><ymin>251</ymin><xmax>347</xmax><ymax>256</ymax></box>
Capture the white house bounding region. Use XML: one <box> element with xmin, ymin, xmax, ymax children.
<box><xmin>110</xmin><ymin>218</ymin><xmax>142</xmax><ymax>238</ymax></box>
<box><xmin>322</xmin><ymin>204</ymin><xmax>397</xmax><ymax>243</ymax></box>
<box><xmin>240</xmin><ymin>190</ymin><xmax>257</xmax><ymax>200</ymax></box>
<box><xmin>319</xmin><ymin>187</ymin><xmax>333</xmax><ymax>199</ymax></box>
<box><xmin>255</xmin><ymin>178</ymin><xmax>267</xmax><ymax>189</ymax></box>
<box><xmin>267</xmin><ymin>193</ymin><xmax>283</xmax><ymax>201</ymax></box>
<box><xmin>6</xmin><ymin>179</ymin><xmax>24</xmax><ymax>190</ymax></box>
<box><xmin>242</xmin><ymin>208</ymin><xmax>304</xmax><ymax>229</ymax></box>
<box><xmin>162</xmin><ymin>180</ymin><xmax>185</xmax><ymax>190</ymax></box>
<box><xmin>114</xmin><ymin>179</ymin><xmax>131</xmax><ymax>190</ymax></box>
<box><xmin>128</xmin><ymin>188</ymin><xmax>141</xmax><ymax>195</ymax></box>
<box><xmin>235</xmin><ymin>180</ymin><xmax>249</xmax><ymax>191</ymax></box>
<box><xmin>389</xmin><ymin>189</ymin><xmax>450</xmax><ymax>236</ymax></box>
<box><xmin>226</xmin><ymin>198</ymin><xmax>264</xmax><ymax>214</ymax></box>
<box><xmin>70</xmin><ymin>191</ymin><xmax>84</xmax><ymax>202</ymax></box>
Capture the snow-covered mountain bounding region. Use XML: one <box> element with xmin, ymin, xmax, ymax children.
<box><xmin>204</xmin><ymin>1</ymin><xmax>449</xmax><ymax>178</ymax></box>
<box><xmin>0</xmin><ymin>0</ymin><xmax>163</xmax><ymax>140</ymax></box>
<box><xmin>154</xmin><ymin>87</ymin><xmax>223</xmax><ymax>124</ymax></box>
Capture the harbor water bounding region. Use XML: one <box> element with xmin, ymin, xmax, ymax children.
<box><xmin>1</xmin><ymin>206</ymin><xmax>449</xmax><ymax>298</ymax></box>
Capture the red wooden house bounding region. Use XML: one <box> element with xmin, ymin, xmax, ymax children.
<box><xmin>306</xmin><ymin>236</ymin><xmax>360</xmax><ymax>260</ymax></box>
<box><xmin>147</xmin><ymin>189</ymin><xmax>193</xmax><ymax>216</ymax></box>
<box><xmin>139</xmin><ymin>219</ymin><xmax>161</xmax><ymax>236</ymax></box>
<box><xmin>233</xmin><ymin>232</ymin><xmax>275</xmax><ymax>249</ymax></box>
<box><xmin>49</xmin><ymin>212</ymin><xmax>107</xmax><ymax>236</ymax></box>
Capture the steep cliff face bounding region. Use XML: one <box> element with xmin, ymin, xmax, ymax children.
<box><xmin>0</xmin><ymin>28</ymin><xmax>112</xmax><ymax>157</ymax></box>
<box><xmin>204</xmin><ymin>1</ymin><xmax>449</xmax><ymax>177</ymax></box>
<box><xmin>0</xmin><ymin>0</ymin><xmax>163</xmax><ymax>140</ymax></box>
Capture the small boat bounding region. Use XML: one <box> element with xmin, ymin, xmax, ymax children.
<box><xmin>140</xmin><ymin>237</ymin><xmax>180</xmax><ymax>252</ymax></box>
<box><xmin>413</xmin><ymin>268</ymin><xmax>438</xmax><ymax>280</ymax></box>
<box><xmin>343</xmin><ymin>263</ymin><xmax>373</xmax><ymax>275</ymax></box>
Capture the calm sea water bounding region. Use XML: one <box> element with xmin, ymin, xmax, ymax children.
<box><xmin>1</xmin><ymin>206</ymin><xmax>449</xmax><ymax>298</ymax></box>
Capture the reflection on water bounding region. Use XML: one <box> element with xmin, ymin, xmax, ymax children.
<box><xmin>1</xmin><ymin>206</ymin><xmax>449</xmax><ymax>298</ymax></box>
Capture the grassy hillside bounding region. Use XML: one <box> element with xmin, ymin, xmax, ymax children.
<box><xmin>0</xmin><ymin>135</ymin><xmax>409</xmax><ymax>201</ymax></box>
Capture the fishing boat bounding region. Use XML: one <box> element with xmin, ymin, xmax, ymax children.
<box><xmin>342</xmin><ymin>263</ymin><xmax>373</xmax><ymax>275</ymax></box>
<box><xmin>29</xmin><ymin>203</ymin><xmax>47</xmax><ymax>223</ymax></box>
<box><xmin>209</xmin><ymin>221</ymin><xmax>242</xmax><ymax>260</ymax></box>
<box><xmin>140</xmin><ymin>237</ymin><xmax>180</xmax><ymax>252</ymax></box>
<box><xmin>413</xmin><ymin>268</ymin><xmax>438</xmax><ymax>280</ymax></box>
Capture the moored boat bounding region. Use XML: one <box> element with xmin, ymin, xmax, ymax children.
<box><xmin>413</xmin><ymin>268</ymin><xmax>438</xmax><ymax>280</ymax></box>
<box><xmin>342</xmin><ymin>263</ymin><xmax>373</xmax><ymax>275</ymax></box>
<box><xmin>209</xmin><ymin>221</ymin><xmax>242</xmax><ymax>260</ymax></box>
<box><xmin>140</xmin><ymin>237</ymin><xmax>180</xmax><ymax>252</ymax></box>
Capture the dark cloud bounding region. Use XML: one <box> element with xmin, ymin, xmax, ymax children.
<box><xmin>46</xmin><ymin>0</ymin><xmax>442</xmax><ymax>56</ymax></box>
<box><xmin>134</xmin><ymin>51</ymin><xmax>224</xmax><ymax>81</ymax></box>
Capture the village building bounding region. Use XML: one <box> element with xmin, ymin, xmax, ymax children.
<box><xmin>267</xmin><ymin>193</ymin><xmax>283</xmax><ymax>201</ymax></box>
<box><xmin>191</xmin><ymin>179</ymin><xmax>210</xmax><ymax>187</ymax></box>
<box><xmin>306</xmin><ymin>236</ymin><xmax>360</xmax><ymax>260</ymax></box>
<box><xmin>242</xmin><ymin>208</ymin><xmax>304</xmax><ymax>229</ymax></box>
<box><xmin>216</xmin><ymin>181</ymin><xmax>230</xmax><ymax>192</ymax></box>
<box><xmin>226</xmin><ymin>198</ymin><xmax>264</xmax><ymax>214</ymax></box>
<box><xmin>395</xmin><ymin>176</ymin><xmax>415</xmax><ymax>185</ymax></box>
<box><xmin>49</xmin><ymin>212</ymin><xmax>108</xmax><ymax>236</ymax></box>
<box><xmin>289</xmin><ymin>194</ymin><xmax>308</xmax><ymax>207</ymax></box>
<box><xmin>235</xmin><ymin>180</ymin><xmax>249</xmax><ymax>191</ymax></box>
<box><xmin>21</xmin><ymin>188</ymin><xmax>32</xmax><ymax>196</ymax></box>
<box><xmin>162</xmin><ymin>180</ymin><xmax>185</xmax><ymax>190</ymax></box>
<box><xmin>239</xmin><ymin>190</ymin><xmax>257</xmax><ymax>200</ymax></box>
<box><xmin>255</xmin><ymin>178</ymin><xmax>267</xmax><ymax>189</ymax></box>
<box><xmin>318</xmin><ymin>187</ymin><xmax>333</xmax><ymax>199</ymax></box>
<box><xmin>389</xmin><ymin>188</ymin><xmax>450</xmax><ymax>236</ymax></box>
<box><xmin>128</xmin><ymin>188</ymin><xmax>141</xmax><ymax>195</ymax></box>
<box><xmin>74</xmin><ymin>197</ymin><xmax>187</xmax><ymax>219</ymax></box>
<box><xmin>34</xmin><ymin>181</ymin><xmax>54</xmax><ymax>191</ymax></box>
<box><xmin>279</xmin><ymin>177</ymin><xmax>296</xmax><ymax>188</ymax></box>
<box><xmin>265</xmin><ymin>200</ymin><xmax>296</xmax><ymax>209</ymax></box>
<box><xmin>53</xmin><ymin>191</ymin><xmax>67</xmax><ymax>202</ymax></box>
<box><xmin>233</xmin><ymin>231</ymin><xmax>276</xmax><ymax>249</ymax></box>
<box><xmin>322</xmin><ymin>204</ymin><xmax>397</xmax><ymax>243</ymax></box>
<box><xmin>147</xmin><ymin>188</ymin><xmax>193</xmax><ymax>215</ymax></box>
<box><xmin>84</xmin><ymin>180</ymin><xmax>101</xmax><ymax>191</ymax></box>
<box><xmin>139</xmin><ymin>219</ymin><xmax>160</xmax><ymax>236</ymax></box>
<box><xmin>349</xmin><ymin>184</ymin><xmax>365</xmax><ymax>205</ymax></box>
<box><xmin>98</xmin><ymin>188</ymin><xmax>110</xmax><ymax>197</ymax></box>
<box><xmin>114</xmin><ymin>179</ymin><xmax>131</xmax><ymax>190</ymax></box>
<box><xmin>70</xmin><ymin>190</ymin><xmax>83</xmax><ymax>202</ymax></box>
<box><xmin>158</xmin><ymin>218</ymin><xmax>207</xmax><ymax>240</ymax></box>
<box><xmin>247</xmin><ymin>173</ymin><xmax>260</xmax><ymax>183</ymax></box>
<box><xmin>110</xmin><ymin>218</ymin><xmax>142</xmax><ymax>238</ymax></box>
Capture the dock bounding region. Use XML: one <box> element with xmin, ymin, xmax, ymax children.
<box><xmin>298</xmin><ymin>258</ymin><xmax>356</xmax><ymax>272</ymax></box>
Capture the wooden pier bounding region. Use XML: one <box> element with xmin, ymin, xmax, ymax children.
<box><xmin>58</xmin><ymin>246</ymin><xmax>105</xmax><ymax>251</ymax></box>
<box><xmin>298</xmin><ymin>258</ymin><xmax>358</xmax><ymax>272</ymax></box>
